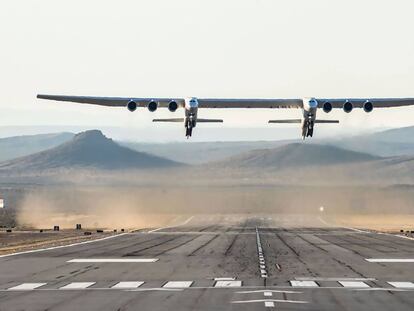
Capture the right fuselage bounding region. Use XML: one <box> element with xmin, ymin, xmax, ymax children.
<box><xmin>301</xmin><ymin>97</ymin><xmax>318</xmax><ymax>138</ymax></box>
<box><xmin>184</xmin><ymin>97</ymin><xmax>199</xmax><ymax>137</ymax></box>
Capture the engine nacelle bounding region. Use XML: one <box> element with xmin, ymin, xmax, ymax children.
<box><xmin>148</xmin><ymin>100</ymin><xmax>158</xmax><ymax>112</ymax></box>
<box><xmin>323</xmin><ymin>102</ymin><xmax>332</xmax><ymax>113</ymax></box>
<box><xmin>363</xmin><ymin>101</ymin><xmax>373</xmax><ymax>113</ymax></box>
<box><xmin>343</xmin><ymin>101</ymin><xmax>353</xmax><ymax>113</ymax></box>
<box><xmin>127</xmin><ymin>100</ymin><xmax>137</xmax><ymax>112</ymax></box>
<box><xmin>168</xmin><ymin>100</ymin><xmax>178</xmax><ymax>112</ymax></box>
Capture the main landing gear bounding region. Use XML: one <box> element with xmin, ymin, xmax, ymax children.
<box><xmin>302</xmin><ymin>120</ymin><xmax>314</xmax><ymax>140</ymax></box>
<box><xmin>185</xmin><ymin>118</ymin><xmax>195</xmax><ymax>138</ymax></box>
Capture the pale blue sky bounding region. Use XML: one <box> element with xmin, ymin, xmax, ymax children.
<box><xmin>1</xmin><ymin>0</ymin><xmax>414</xmax><ymax>141</ymax></box>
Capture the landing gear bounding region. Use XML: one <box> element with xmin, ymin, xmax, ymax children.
<box><xmin>302</xmin><ymin>120</ymin><xmax>314</xmax><ymax>139</ymax></box>
<box><xmin>185</xmin><ymin>126</ymin><xmax>193</xmax><ymax>138</ymax></box>
<box><xmin>185</xmin><ymin>118</ymin><xmax>195</xmax><ymax>138</ymax></box>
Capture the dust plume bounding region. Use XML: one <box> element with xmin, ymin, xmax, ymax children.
<box><xmin>15</xmin><ymin>177</ymin><xmax>414</xmax><ymax>231</ymax></box>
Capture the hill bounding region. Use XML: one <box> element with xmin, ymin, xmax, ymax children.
<box><xmin>0</xmin><ymin>132</ymin><xmax>74</xmax><ymax>162</ymax></box>
<box><xmin>328</xmin><ymin>126</ymin><xmax>414</xmax><ymax>157</ymax></box>
<box><xmin>0</xmin><ymin>130</ymin><xmax>180</xmax><ymax>171</ymax></box>
<box><xmin>211</xmin><ymin>143</ymin><xmax>380</xmax><ymax>169</ymax></box>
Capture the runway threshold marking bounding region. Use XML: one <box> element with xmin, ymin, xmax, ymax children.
<box><xmin>236</xmin><ymin>290</ymin><xmax>302</xmax><ymax>294</ymax></box>
<box><xmin>60</xmin><ymin>282</ymin><xmax>96</xmax><ymax>289</ymax></box>
<box><xmin>388</xmin><ymin>282</ymin><xmax>414</xmax><ymax>289</ymax></box>
<box><xmin>365</xmin><ymin>259</ymin><xmax>414</xmax><ymax>263</ymax></box>
<box><xmin>67</xmin><ymin>258</ymin><xmax>158</xmax><ymax>263</ymax></box>
<box><xmin>214</xmin><ymin>280</ymin><xmax>242</xmax><ymax>287</ymax></box>
<box><xmin>338</xmin><ymin>281</ymin><xmax>370</xmax><ymax>288</ymax></box>
<box><xmin>163</xmin><ymin>281</ymin><xmax>193</xmax><ymax>288</ymax></box>
<box><xmin>111</xmin><ymin>282</ymin><xmax>144</xmax><ymax>289</ymax></box>
<box><xmin>231</xmin><ymin>299</ymin><xmax>308</xmax><ymax>304</ymax></box>
<box><xmin>290</xmin><ymin>281</ymin><xmax>319</xmax><ymax>287</ymax></box>
<box><xmin>295</xmin><ymin>277</ymin><xmax>376</xmax><ymax>281</ymax></box>
<box><xmin>8</xmin><ymin>283</ymin><xmax>47</xmax><ymax>290</ymax></box>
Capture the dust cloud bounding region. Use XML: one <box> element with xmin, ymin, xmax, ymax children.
<box><xmin>15</xmin><ymin>177</ymin><xmax>414</xmax><ymax>231</ymax></box>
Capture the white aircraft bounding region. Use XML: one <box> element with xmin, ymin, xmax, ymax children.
<box><xmin>37</xmin><ymin>95</ymin><xmax>414</xmax><ymax>139</ymax></box>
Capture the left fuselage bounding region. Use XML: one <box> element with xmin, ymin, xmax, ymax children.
<box><xmin>301</xmin><ymin>97</ymin><xmax>318</xmax><ymax>138</ymax></box>
<box><xmin>184</xmin><ymin>97</ymin><xmax>199</xmax><ymax>126</ymax></box>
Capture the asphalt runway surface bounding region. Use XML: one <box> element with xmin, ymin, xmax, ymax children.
<box><xmin>0</xmin><ymin>214</ymin><xmax>413</xmax><ymax>310</ymax></box>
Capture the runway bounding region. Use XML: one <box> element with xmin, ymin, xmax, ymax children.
<box><xmin>0</xmin><ymin>215</ymin><xmax>413</xmax><ymax>310</ymax></box>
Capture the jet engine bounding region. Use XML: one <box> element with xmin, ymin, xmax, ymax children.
<box><xmin>323</xmin><ymin>102</ymin><xmax>332</xmax><ymax>113</ymax></box>
<box><xmin>168</xmin><ymin>100</ymin><xmax>178</xmax><ymax>112</ymax></box>
<box><xmin>127</xmin><ymin>100</ymin><xmax>137</xmax><ymax>112</ymax></box>
<box><xmin>363</xmin><ymin>101</ymin><xmax>373</xmax><ymax>113</ymax></box>
<box><xmin>343</xmin><ymin>101</ymin><xmax>353</xmax><ymax>113</ymax></box>
<box><xmin>148</xmin><ymin>100</ymin><xmax>158</xmax><ymax>112</ymax></box>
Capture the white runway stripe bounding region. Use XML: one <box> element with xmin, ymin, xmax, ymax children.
<box><xmin>339</xmin><ymin>281</ymin><xmax>370</xmax><ymax>288</ymax></box>
<box><xmin>295</xmin><ymin>277</ymin><xmax>376</xmax><ymax>281</ymax></box>
<box><xmin>388</xmin><ymin>282</ymin><xmax>414</xmax><ymax>289</ymax></box>
<box><xmin>366</xmin><ymin>259</ymin><xmax>414</xmax><ymax>263</ymax></box>
<box><xmin>0</xmin><ymin>234</ymin><xmax>128</xmax><ymax>259</ymax></box>
<box><xmin>111</xmin><ymin>282</ymin><xmax>144</xmax><ymax>289</ymax></box>
<box><xmin>60</xmin><ymin>282</ymin><xmax>95</xmax><ymax>289</ymax></box>
<box><xmin>215</xmin><ymin>280</ymin><xmax>242</xmax><ymax>287</ymax></box>
<box><xmin>67</xmin><ymin>258</ymin><xmax>158</xmax><ymax>263</ymax></box>
<box><xmin>163</xmin><ymin>281</ymin><xmax>193</xmax><ymax>288</ymax></box>
<box><xmin>290</xmin><ymin>281</ymin><xmax>319</xmax><ymax>287</ymax></box>
<box><xmin>264</xmin><ymin>301</ymin><xmax>275</xmax><ymax>307</ymax></box>
<box><xmin>8</xmin><ymin>283</ymin><xmax>47</xmax><ymax>290</ymax></box>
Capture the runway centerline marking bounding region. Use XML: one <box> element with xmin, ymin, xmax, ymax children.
<box><xmin>8</xmin><ymin>283</ymin><xmax>47</xmax><ymax>290</ymax></box>
<box><xmin>256</xmin><ymin>227</ymin><xmax>268</xmax><ymax>278</ymax></box>
<box><xmin>67</xmin><ymin>258</ymin><xmax>158</xmax><ymax>263</ymax></box>
<box><xmin>60</xmin><ymin>282</ymin><xmax>95</xmax><ymax>289</ymax></box>
<box><xmin>365</xmin><ymin>259</ymin><xmax>414</xmax><ymax>263</ymax></box>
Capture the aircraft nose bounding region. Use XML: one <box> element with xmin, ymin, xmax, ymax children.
<box><xmin>309</xmin><ymin>99</ymin><xmax>318</xmax><ymax>108</ymax></box>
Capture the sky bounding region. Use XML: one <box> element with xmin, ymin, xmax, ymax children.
<box><xmin>1</xmin><ymin>0</ymin><xmax>414</xmax><ymax>142</ymax></box>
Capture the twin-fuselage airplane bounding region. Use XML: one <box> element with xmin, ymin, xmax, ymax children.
<box><xmin>37</xmin><ymin>95</ymin><xmax>414</xmax><ymax>139</ymax></box>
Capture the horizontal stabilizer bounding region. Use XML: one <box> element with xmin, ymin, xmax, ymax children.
<box><xmin>269</xmin><ymin>119</ymin><xmax>301</xmax><ymax>123</ymax></box>
<box><xmin>197</xmin><ymin>118</ymin><xmax>223</xmax><ymax>123</ymax></box>
<box><xmin>315</xmin><ymin>120</ymin><xmax>339</xmax><ymax>123</ymax></box>
<box><xmin>269</xmin><ymin>119</ymin><xmax>339</xmax><ymax>124</ymax></box>
<box><xmin>153</xmin><ymin>118</ymin><xmax>184</xmax><ymax>122</ymax></box>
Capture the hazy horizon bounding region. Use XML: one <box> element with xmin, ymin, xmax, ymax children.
<box><xmin>2</xmin><ymin>0</ymin><xmax>414</xmax><ymax>142</ymax></box>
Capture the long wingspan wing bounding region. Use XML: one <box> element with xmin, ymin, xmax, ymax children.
<box><xmin>37</xmin><ymin>95</ymin><xmax>302</xmax><ymax>109</ymax></box>
<box><xmin>36</xmin><ymin>94</ymin><xmax>185</xmax><ymax>108</ymax></box>
<box><xmin>37</xmin><ymin>95</ymin><xmax>414</xmax><ymax>109</ymax></box>
<box><xmin>317</xmin><ymin>98</ymin><xmax>414</xmax><ymax>108</ymax></box>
